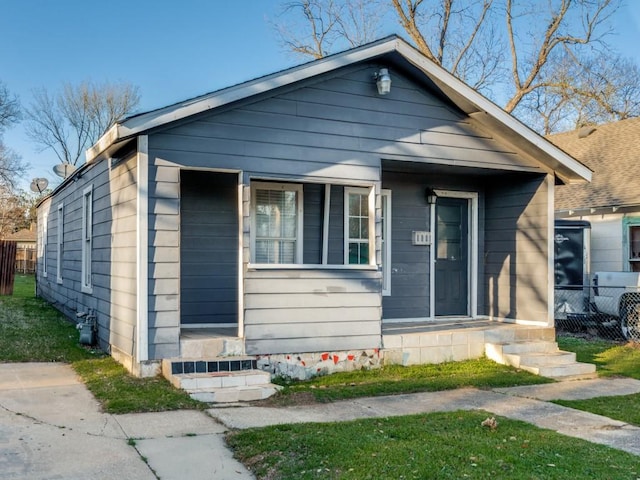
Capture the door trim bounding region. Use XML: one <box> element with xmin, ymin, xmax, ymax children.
<box><xmin>430</xmin><ymin>190</ymin><xmax>478</xmax><ymax>319</ymax></box>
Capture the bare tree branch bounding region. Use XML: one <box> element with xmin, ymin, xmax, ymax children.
<box><xmin>25</xmin><ymin>80</ymin><xmax>140</xmax><ymax>166</ymax></box>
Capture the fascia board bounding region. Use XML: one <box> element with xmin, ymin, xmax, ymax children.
<box><xmin>394</xmin><ymin>41</ymin><xmax>592</xmax><ymax>183</ymax></box>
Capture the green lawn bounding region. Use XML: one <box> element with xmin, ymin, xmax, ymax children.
<box><xmin>555</xmin><ymin>335</ymin><xmax>640</xmax><ymax>425</ymax></box>
<box><xmin>228</xmin><ymin>411</ymin><xmax>640</xmax><ymax>479</ymax></box>
<box><xmin>271</xmin><ymin>357</ymin><xmax>552</xmax><ymax>404</ymax></box>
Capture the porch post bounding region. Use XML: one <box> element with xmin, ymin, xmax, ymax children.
<box><xmin>136</xmin><ymin>135</ymin><xmax>149</xmax><ymax>362</ymax></box>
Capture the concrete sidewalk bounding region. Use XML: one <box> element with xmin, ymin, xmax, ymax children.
<box><xmin>0</xmin><ymin>363</ymin><xmax>252</xmax><ymax>480</ymax></box>
<box><xmin>208</xmin><ymin>377</ymin><xmax>640</xmax><ymax>457</ymax></box>
<box><xmin>2</xmin><ymin>364</ymin><xmax>640</xmax><ymax>480</ymax></box>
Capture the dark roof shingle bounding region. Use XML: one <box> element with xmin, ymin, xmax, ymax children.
<box><xmin>549</xmin><ymin>117</ymin><xmax>640</xmax><ymax>211</ymax></box>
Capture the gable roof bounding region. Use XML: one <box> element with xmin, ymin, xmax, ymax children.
<box><xmin>549</xmin><ymin>117</ymin><xmax>640</xmax><ymax>212</ymax></box>
<box><xmin>87</xmin><ymin>35</ymin><xmax>590</xmax><ymax>185</ymax></box>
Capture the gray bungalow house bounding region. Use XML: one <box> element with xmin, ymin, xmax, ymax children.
<box><xmin>36</xmin><ymin>36</ymin><xmax>592</xmax><ymax>381</ymax></box>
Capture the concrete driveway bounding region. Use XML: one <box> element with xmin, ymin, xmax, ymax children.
<box><xmin>0</xmin><ymin>363</ymin><xmax>253</xmax><ymax>480</ymax></box>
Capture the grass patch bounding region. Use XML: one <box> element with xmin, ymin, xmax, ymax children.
<box><xmin>555</xmin><ymin>335</ymin><xmax>640</xmax><ymax>426</ymax></box>
<box><xmin>271</xmin><ymin>358</ymin><xmax>552</xmax><ymax>404</ymax></box>
<box><xmin>0</xmin><ymin>275</ymin><xmax>98</xmax><ymax>362</ymax></box>
<box><xmin>73</xmin><ymin>357</ymin><xmax>203</xmax><ymax>414</ymax></box>
<box><xmin>554</xmin><ymin>393</ymin><xmax>640</xmax><ymax>427</ymax></box>
<box><xmin>1</xmin><ymin>275</ymin><xmax>201</xmax><ymax>414</ymax></box>
<box><xmin>227</xmin><ymin>410</ymin><xmax>640</xmax><ymax>479</ymax></box>
<box><xmin>557</xmin><ymin>335</ymin><xmax>640</xmax><ymax>379</ymax></box>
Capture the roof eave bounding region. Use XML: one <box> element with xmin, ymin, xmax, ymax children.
<box><xmin>85</xmin><ymin>35</ymin><xmax>590</xmax><ymax>183</ymax></box>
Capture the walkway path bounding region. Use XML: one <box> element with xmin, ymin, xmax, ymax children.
<box><xmin>2</xmin><ymin>363</ymin><xmax>640</xmax><ymax>479</ymax></box>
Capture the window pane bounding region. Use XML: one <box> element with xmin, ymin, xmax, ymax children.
<box><xmin>361</xmin><ymin>218</ymin><xmax>368</xmax><ymax>238</ymax></box>
<box><xmin>254</xmin><ymin>185</ymin><xmax>299</xmax><ymax>264</ymax></box>
<box><xmin>630</xmin><ymin>226</ymin><xmax>640</xmax><ymax>260</ymax></box>
<box><xmin>349</xmin><ymin>218</ymin><xmax>360</xmax><ymax>238</ymax></box>
<box><xmin>349</xmin><ymin>194</ymin><xmax>360</xmax><ymax>217</ymax></box>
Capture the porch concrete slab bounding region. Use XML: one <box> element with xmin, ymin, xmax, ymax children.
<box><xmin>135</xmin><ymin>434</ymin><xmax>253</xmax><ymax>480</ymax></box>
<box><xmin>493</xmin><ymin>377</ymin><xmax>640</xmax><ymax>401</ymax></box>
<box><xmin>115</xmin><ymin>410</ymin><xmax>226</xmax><ymax>439</ymax></box>
<box><xmin>208</xmin><ymin>387</ymin><xmax>640</xmax><ymax>457</ymax></box>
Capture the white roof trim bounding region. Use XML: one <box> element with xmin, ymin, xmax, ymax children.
<box><xmin>85</xmin><ymin>36</ymin><xmax>590</xmax><ymax>183</ymax></box>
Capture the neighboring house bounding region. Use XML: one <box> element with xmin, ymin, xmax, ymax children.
<box><xmin>551</xmin><ymin>118</ymin><xmax>640</xmax><ymax>273</ymax></box>
<box><xmin>36</xmin><ymin>36</ymin><xmax>590</xmax><ymax>377</ymax></box>
<box><xmin>3</xmin><ymin>226</ymin><xmax>37</xmax><ymax>273</ymax></box>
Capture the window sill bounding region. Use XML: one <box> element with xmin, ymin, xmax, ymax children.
<box><xmin>248</xmin><ymin>263</ymin><xmax>378</xmax><ymax>271</ymax></box>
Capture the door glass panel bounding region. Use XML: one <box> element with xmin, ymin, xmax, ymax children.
<box><xmin>437</xmin><ymin>204</ymin><xmax>462</xmax><ymax>260</ymax></box>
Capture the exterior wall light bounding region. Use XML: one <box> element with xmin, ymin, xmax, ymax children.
<box><xmin>426</xmin><ymin>188</ymin><xmax>438</xmax><ymax>204</ymax></box>
<box><xmin>375</xmin><ymin>68</ymin><xmax>392</xmax><ymax>95</ymax></box>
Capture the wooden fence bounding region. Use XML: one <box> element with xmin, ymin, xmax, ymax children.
<box><xmin>0</xmin><ymin>240</ymin><xmax>17</xmax><ymax>295</ymax></box>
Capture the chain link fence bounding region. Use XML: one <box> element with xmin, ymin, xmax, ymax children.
<box><xmin>555</xmin><ymin>274</ymin><xmax>640</xmax><ymax>342</ymax></box>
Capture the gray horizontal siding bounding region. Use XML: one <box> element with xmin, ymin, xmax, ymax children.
<box><xmin>36</xmin><ymin>151</ymin><xmax>139</xmax><ymax>360</ymax></box>
<box><xmin>484</xmin><ymin>174</ymin><xmax>549</xmax><ymax>321</ymax></box>
<box><xmin>244</xmin><ymin>269</ymin><xmax>382</xmax><ymax>354</ymax></box>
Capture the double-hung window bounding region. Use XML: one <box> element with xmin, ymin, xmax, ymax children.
<box><xmin>252</xmin><ymin>182</ymin><xmax>303</xmax><ymax>264</ymax></box>
<box><xmin>81</xmin><ymin>186</ymin><xmax>93</xmax><ymax>293</ymax></box>
<box><xmin>344</xmin><ymin>188</ymin><xmax>372</xmax><ymax>265</ymax></box>
<box><xmin>56</xmin><ymin>203</ymin><xmax>64</xmax><ymax>284</ymax></box>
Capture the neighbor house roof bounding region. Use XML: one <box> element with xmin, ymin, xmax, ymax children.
<box><xmin>549</xmin><ymin>117</ymin><xmax>640</xmax><ymax>212</ymax></box>
<box><xmin>3</xmin><ymin>227</ymin><xmax>36</xmax><ymax>243</ymax></box>
<box><xmin>86</xmin><ymin>35</ymin><xmax>590</xmax><ymax>185</ymax></box>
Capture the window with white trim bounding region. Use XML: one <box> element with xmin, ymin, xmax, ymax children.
<box><xmin>381</xmin><ymin>190</ymin><xmax>391</xmax><ymax>295</ymax></box>
<box><xmin>344</xmin><ymin>187</ymin><xmax>371</xmax><ymax>265</ymax></box>
<box><xmin>56</xmin><ymin>203</ymin><xmax>63</xmax><ymax>284</ymax></box>
<box><xmin>251</xmin><ymin>182</ymin><xmax>303</xmax><ymax>264</ymax></box>
<box><xmin>81</xmin><ymin>186</ymin><xmax>93</xmax><ymax>292</ymax></box>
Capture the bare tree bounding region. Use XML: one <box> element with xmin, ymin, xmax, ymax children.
<box><xmin>275</xmin><ymin>0</ymin><xmax>386</xmax><ymax>59</ymax></box>
<box><xmin>25</xmin><ymin>80</ymin><xmax>140</xmax><ymax>166</ymax></box>
<box><xmin>0</xmin><ymin>81</ymin><xmax>27</xmax><ymax>189</ymax></box>
<box><xmin>519</xmin><ymin>51</ymin><xmax>640</xmax><ymax>134</ymax></box>
<box><xmin>275</xmin><ymin>0</ymin><xmax>635</xmax><ymax>132</ymax></box>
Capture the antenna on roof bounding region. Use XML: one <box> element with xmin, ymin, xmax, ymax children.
<box><xmin>53</xmin><ymin>162</ymin><xmax>77</xmax><ymax>179</ymax></box>
<box><xmin>30</xmin><ymin>178</ymin><xmax>49</xmax><ymax>194</ymax></box>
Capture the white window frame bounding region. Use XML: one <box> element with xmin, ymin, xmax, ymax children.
<box><xmin>250</xmin><ymin>181</ymin><xmax>303</xmax><ymax>265</ymax></box>
<box><xmin>381</xmin><ymin>190</ymin><xmax>392</xmax><ymax>296</ymax></box>
<box><xmin>344</xmin><ymin>187</ymin><xmax>375</xmax><ymax>266</ymax></box>
<box><xmin>81</xmin><ymin>185</ymin><xmax>93</xmax><ymax>293</ymax></box>
<box><xmin>56</xmin><ymin>203</ymin><xmax>64</xmax><ymax>284</ymax></box>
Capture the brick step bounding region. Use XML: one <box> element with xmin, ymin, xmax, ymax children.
<box><xmin>168</xmin><ymin>369</ymin><xmax>272</xmax><ymax>391</ymax></box>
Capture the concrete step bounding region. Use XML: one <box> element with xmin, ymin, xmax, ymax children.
<box><xmin>484</xmin><ymin>326</ymin><xmax>556</xmax><ymax>344</ymax></box>
<box><xmin>503</xmin><ymin>351</ymin><xmax>577</xmax><ymax>368</ymax></box>
<box><xmin>162</xmin><ymin>356</ymin><xmax>280</xmax><ymax>403</ymax></box>
<box><xmin>168</xmin><ymin>369</ymin><xmax>272</xmax><ymax>391</ymax></box>
<box><xmin>179</xmin><ymin>336</ymin><xmax>244</xmax><ymax>358</ymax></box>
<box><xmin>519</xmin><ymin>362</ymin><xmax>597</xmax><ymax>381</ymax></box>
<box><xmin>486</xmin><ymin>340</ymin><xmax>559</xmax><ymax>359</ymax></box>
<box><xmin>190</xmin><ymin>384</ymin><xmax>282</xmax><ymax>403</ymax></box>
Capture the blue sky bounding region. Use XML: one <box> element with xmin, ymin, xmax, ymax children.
<box><xmin>2</xmin><ymin>1</ymin><xmax>639</xmax><ymax>190</ymax></box>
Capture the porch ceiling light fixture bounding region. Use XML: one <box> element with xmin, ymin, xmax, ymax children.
<box><xmin>425</xmin><ymin>188</ymin><xmax>438</xmax><ymax>205</ymax></box>
<box><xmin>374</xmin><ymin>68</ymin><xmax>392</xmax><ymax>95</ymax></box>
